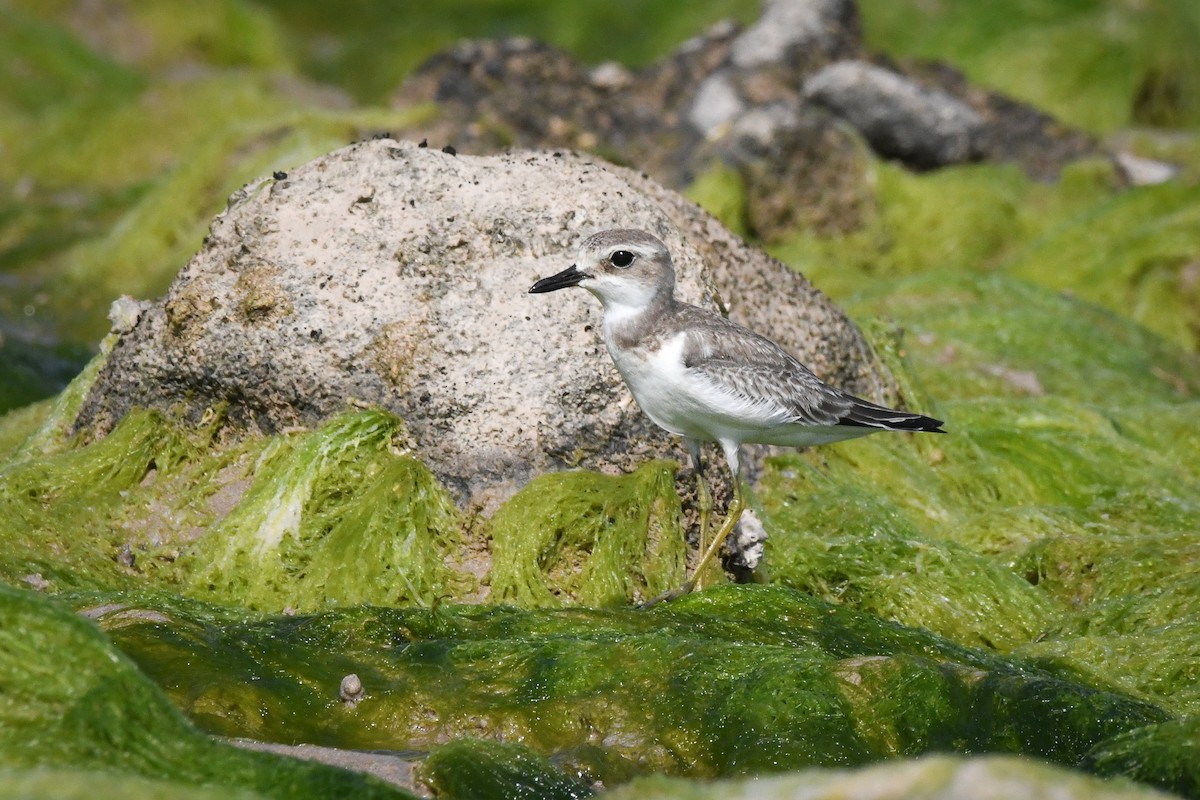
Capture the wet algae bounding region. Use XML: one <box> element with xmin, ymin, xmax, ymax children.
<box><xmin>73</xmin><ymin>586</ymin><xmax>1168</xmax><ymax>783</ymax></box>
<box><xmin>0</xmin><ymin>582</ymin><xmax>413</xmax><ymax>799</ymax></box>
<box><xmin>1086</xmin><ymin>716</ymin><xmax>1200</xmax><ymax>799</ymax></box>
<box><xmin>421</xmin><ymin>739</ymin><xmax>592</xmax><ymax>800</ymax></box>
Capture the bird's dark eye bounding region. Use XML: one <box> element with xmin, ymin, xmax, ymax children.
<box><xmin>610</xmin><ymin>250</ymin><xmax>635</xmax><ymax>268</ymax></box>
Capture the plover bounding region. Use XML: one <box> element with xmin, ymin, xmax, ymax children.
<box><xmin>530</xmin><ymin>229</ymin><xmax>944</xmax><ymax>604</ymax></box>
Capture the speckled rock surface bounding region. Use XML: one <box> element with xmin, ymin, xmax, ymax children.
<box><xmin>74</xmin><ymin>138</ymin><xmax>890</xmax><ymax>508</ymax></box>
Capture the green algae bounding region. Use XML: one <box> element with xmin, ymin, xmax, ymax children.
<box><xmin>421</xmin><ymin>738</ymin><xmax>592</xmax><ymax>800</ymax></box>
<box><xmin>0</xmin><ymin>401</ymin><xmax>49</xmax><ymax>463</ymax></box>
<box><xmin>0</xmin><ymin>769</ymin><xmax>266</xmax><ymax>800</ymax></box>
<box><xmin>745</xmin><ymin>271</ymin><xmax>1200</xmax><ymax>715</ymax></box>
<box><xmin>181</xmin><ymin>410</ymin><xmax>466</xmax><ymax>611</ymax></box>
<box><xmin>764</xmin><ymin>159</ymin><xmax>1200</xmax><ymax>354</ymax></box>
<box><xmin>684</xmin><ymin>165</ymin><xmax>751</xmax><ymax>241</ymax></box>
<box><xmin>0</xmin><ymin>6</ymin><xmax>143</xmax><ymax>115</ymax></box>
<box><xmin>7</xmin><ymin>336</ymin><xmax>113</xmax><ymax>461</ymax></box>
<box><xmin>0</xmin><ymin>406</ymin><xmax>470</xmax><ymax>611</ymax></box>
<box><xmin>1019</xmin><ymin>622</ymin><xmax>1200</xmax><ymax>721</ymax></box>
<box><xmin>758</xmin><ymin>452</ymin><xmax>1059</xmax><ymax>651</ymax></box>
<box><xmin>966</xmin><ymin>671</ymin><xmax>1169</xmax><ymax>765</ymax></box>
<box><xmin>0</xmin><ymin>582</ymin><xmax>414</xmax><ymax>799</ymax></box>
<box><xmin>84</xmin><ymin>584</ymin><xmax>1170</xmax><ymax>784</ymax></box>
<box><xmin>1013</xmin><ymin>553</ymin><xmax>1200</xmax><ymax>717</ymax></box>
<box><xmin>1086</xmin><ymin>716</ymin><xmax>1200</xmax><ymax>800</ymax></box>
<box><xmin>846</xmin><ymin>272</ymin><xmax>1200</xmax><ymax>406</ymax></box>
<box><xmin>0</xmin><ymin>408</ymin><xmax>198</xmax><ymax>589</ymax></box>
<box><xmin>9</xmin><ymin>0</ymin><xmax>292</xmax><ymax>74</ymax></box>
<box><xmin>859</xmin><ymin>0</ymin><xmax>1200</xmax><ymax>133</ymax></box>
<box><xmin>766</xmin><ymin>160</ymin><xmax>1112</xmax><ymax>295</ymax></box>
<box><xmin>488</xmin><ymin>462</ymin><xmax>686</xmax><ymax>607</ymax></box>
<box><xmin>1005</xmin><ymin>181</ymin><xmax>1200</xmax><ymax>351</ymax></box>
<box><xmin>1</xmin><ymin>12</ymin><xmax>431</xmax><ymax>344</ymax></box>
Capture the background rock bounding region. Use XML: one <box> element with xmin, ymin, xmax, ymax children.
<box><xmin>74</xmin><ymin>138</ymin><xmax>891</xmax><ymax>510</ymax></box>
<box><xmin>391</xmin><ymin>0</ymin><xmax>1103</xmax><ymax>244</ymax></box>
<box><xmin>804</xmin><ymin>60</ymin><xmax>984</xmax><ymax>168</ymax></box>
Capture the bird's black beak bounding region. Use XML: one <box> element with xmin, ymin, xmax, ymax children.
<box><xmin>529</xmin><ymin>264</ymin><xmax>587</xmax><ymax>293</ymax></box>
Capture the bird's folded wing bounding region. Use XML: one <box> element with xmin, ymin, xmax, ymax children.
<box><xmin>681</xmin><ymin>319</ymin><xmax>853</xmax><ymax>426</ymax></box>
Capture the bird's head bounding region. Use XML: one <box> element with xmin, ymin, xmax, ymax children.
<box><xmin>529</xmin><ymin>229</ymin><xmax>675</xmax><ymax>312</ymax></box>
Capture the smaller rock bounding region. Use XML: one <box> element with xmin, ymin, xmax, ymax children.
<box><xmin>689</xmin><ymin>71</ymin><xmax>744</xmax><ymax>139</ymax></box>
<box><xmin>340</xmin><ymin>673</ymin><xmax>365</xmax><ymax>706</ymax></box>
<box><xmin>730</xmin><ymin>0</ymin><xmax>858</xmax><ymax>69</ymax></box>
<box><xmin>1113</xmin><ymin>152</ymin><xmax>1178</xmax><ymax>186</ymax></box>
<box><xmin>108</xmin><ymin>295</ymin><xmax>149</xmax><ymax>335</ymax></box>
<box><xmin>731</xmin><ymin>104</ymin><xmax>801</xmax><ymax>148</ymax></box>
<box><xmin>805</xmin><ymin>60</ymin><xmax>984</xmax><ymax>168</ymax></box>
<box><xmin>983</xmin><ymin>364</ymin><xmax>1045</xmax><ymax>396</ymax></box>
<box><xmin>22</xmin><ymin>573</ymin><xmax>50</xmax><ymax>591</ymax></box>
<box><xmin>729</xmin><ymin>508</ymin><xmax>768</xmax><ymax>571</ymax></box>
<box><xmin>589</xmin><ymin>61</ymin><xmax>633</xmax><ymax>91</ymax></box>
<box><xmin>117</xmin><ymin>543</ymin><xmax>137</xmax><ymax>569</ymax></box>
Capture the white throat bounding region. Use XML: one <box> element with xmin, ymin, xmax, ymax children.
<box><xmin>585</xmin><ymin>274</ymin><xmax>664</xmax><ymax>324</ymax></box>
<box><xmin>601</xmin><ymin>298</ymin><xmax>655</xmax><ymax>330</ymax></box>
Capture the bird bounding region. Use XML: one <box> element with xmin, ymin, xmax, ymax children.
<box><xmin>530</xmin><ymin>229</ymin><xmax>944</xmax><ymax>605</ymax></box>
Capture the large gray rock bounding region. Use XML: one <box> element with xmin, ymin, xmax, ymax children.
<box><xmin>75</xmin><ymin>139</ymin><xmax>890</xmax><ymax>509</ymax></box>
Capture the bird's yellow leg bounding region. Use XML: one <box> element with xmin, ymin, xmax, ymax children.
<box><xmin>690</xmin><ymin>476</ymin><xmax>742</xmax><ymax>591</ymax></box>
<box><xmin>639</xmin><ymin>476</ymin><xmax>743</xmax><ymax>609</ymax></box>
<box><xmin>693</xmin><ymin>467</ymin><xmax>713</xmax><ymax>586</ymax></box>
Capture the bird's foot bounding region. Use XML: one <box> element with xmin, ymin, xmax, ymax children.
<box><xmin>637</xmin><ymin>579</ymin><xmax>697</xmax><ymax>610</ymax></box>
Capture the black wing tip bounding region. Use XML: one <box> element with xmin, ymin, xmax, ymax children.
<box><xmin>838</xmin><ymin>398</ymin><xmax>946</xmax><ymax>433</ymax></box>
<box><xmin>901</xmin><ymin>411</ymin><xmax>946</xmax><ymax>433</ymax></box>
<box><xmin>920</xmin><ymin>417</ymin><xmax>948</xmax><ymax>434</ymax></box>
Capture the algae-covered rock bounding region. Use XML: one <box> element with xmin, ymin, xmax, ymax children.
<box><xmin>1086</xmin><ymin>716</ymin><xmax>1200</xmax><ymax>800</ymax></box>
<box><xmin>488</xmin><ymin>461</ymin><xmax>687</xmax><ymax>607</ymax></box>
<box><xmin>0</xmin><ymin>405</ymin><xmax>478</xmax><ymax>610</ymax></box>
<box><xmin>0</xmin><ymin>582</ymin><xmax>414</xmax><ymax>799</ymax></box>
<box><xmin>0</xmin><ymin>769</ymin><xmax>267</xmax><ymax>800</ymax></box>
<box><xmin>178</xmin><ymin>411</ymin><xmax>467</xmax><ymax>611</ymax></box>
<box><xmin>767</xmin><ymin>158</ymin><xmax>1200</xmax><ymax>353</ymax></box>
<box><xmin>420</xmin><ymin>738</ymin><xmax>592</xmax><ymax>800</ymax></box>
<box><xmin>0</xmin><ymin>403</ymin><xmax>692</xmax><ymax>609</ymax></box>
<box><xmin>0</xmin><ymin>407</ymin><xmax>195</xmax><ymax>590</ymax></box>
<box><xmin>84</xmin><ymin>585</ymin><xmax>1170</xmax><ymax>782</ymax></box>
